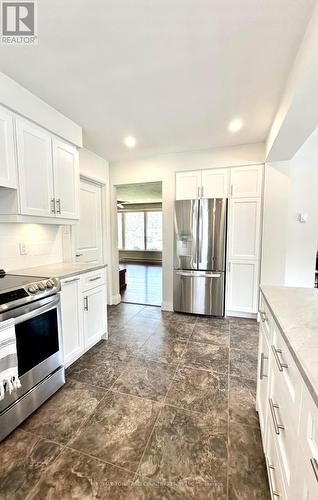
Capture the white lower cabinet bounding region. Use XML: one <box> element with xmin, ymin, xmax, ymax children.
<box><xmin>257</xmin><ymin>292</ymin><xmax>318</xmax><ymax>499</ymax></box>
<box><xmin>83</xmin><ymin>285</ymin><xmax>107</xmax><ymax>350</ymax></box>
<box><xmin>60</xmin><ymin>269</ymin><xmax>107</xmax><ymax>367</ymax></box>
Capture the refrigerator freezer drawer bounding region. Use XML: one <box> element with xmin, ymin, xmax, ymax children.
<box><xmin>173</xmin><ymin>270</ymin><xmax>225</xmax><ymax>316</ymax></box>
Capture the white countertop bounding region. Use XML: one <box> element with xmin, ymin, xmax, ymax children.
<box><xmin>13</xmin><ymin>262</ymin><xmax>107</xmax><ymax>280</ymax></box>
<box><xmin>261</xmin><ymin>285</ymin><xmax>318</xmax><ymax>406</ymax></box>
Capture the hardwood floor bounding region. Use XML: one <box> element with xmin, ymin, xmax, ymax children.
<box><xmin>120</xmin><ymin>262</ymin><xmax>162</xmax><ymax>306</ymax></box>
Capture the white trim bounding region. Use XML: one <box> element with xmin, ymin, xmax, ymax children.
<box><xmin>226</xmin><ymin>311</ymin><xmax>257</xmax><ymax>319</ymax></box>
<box><xmin>161</xmin><ymin>301</ymin><xmax>173</xmax><ymax>312</ymax></box>
<box><xmin>111</xmin><ymin>294</ymin><xmax>121</xmax><ymax>305</ymax></box>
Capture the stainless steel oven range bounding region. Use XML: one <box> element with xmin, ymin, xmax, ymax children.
<box><xmin>0</xmin><ymin>270</ymin><xmax>64</xmax><ymax>441</ymax></box>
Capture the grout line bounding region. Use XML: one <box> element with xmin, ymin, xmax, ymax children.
<box><xmin>226</xmin><ymin>319</ymin><xmax>231</xmax><ymax>500</ymax></box>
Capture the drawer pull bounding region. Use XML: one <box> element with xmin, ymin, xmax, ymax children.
<box><xmin>63</xmin><ymin>277</ymin><xmax>80</xmax><ymax>284</ymax></box>
<box><xmin>271</xmin><ymin>345</ymin><xmax>288</xmax><ymax>372</ymax></box>
<box><xmin>266</xmin><ymin>458</ymin><xmax>280</xmax><ymax>497</ymax></box>
<box><xmin>310</xmin><ymin>458</ymin><xmax>318</xmax><ymax>483</ymax></box>
<box><xmin>89</xmin><ymin>276</ymin><xmax>101</xmax><ymax>282</ymax></box>
<box><xmin>260</xmin><ymin>352</ymin><xmax>268</xmax><ymax>380</ymax></box>
<box><xmin>269</xmin><ymin>398</ymin><xmax>285</xmax><ymax>435</ymax></box>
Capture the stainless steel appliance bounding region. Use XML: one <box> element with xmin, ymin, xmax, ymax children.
<box><xmin>174</xmin><ymin>198</ymin><xmax>227</xmax><ymax>316</ymax></box>
<box><xmin>0</xmin><ymin>270</ymin><xmax>64</xmax><ymax>441</ymax></box>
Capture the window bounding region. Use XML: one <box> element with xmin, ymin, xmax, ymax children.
<box><xmin>124</xmin><ymin>212</ymin><xmax>145</xmax><ymax>250</ymax></box>
<box><xmin>117</xmin><ymin>210</ymin><xmax>162</xmax><ymax>251</ymax></box>
<box><xmin>146</xmin><ymin>212</ymin><xmax>162</xmax><ymax>250</ymax></box>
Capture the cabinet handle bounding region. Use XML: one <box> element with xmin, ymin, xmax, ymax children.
<box><xmin>84</xmin><ymin>296</ymin><xmax>88</xmax><ymax>311</ymax></box>
<box><xmin>269</xmin><ymin>398</ymin><xmax>285</xmax><ymax>435</ymax></box>
<box><xmin>201</xmin><ymin>186</ymin><xmax>204</xmax><ymax>198</ymax></box>
<box><xmin>197</xmin><ymin>186</ymin><xmax>200</xmax><ymax>198</ymax></box>
<box><xmin>228</xmin><ymin>262</ymin><xmax>231</xmax><ymax>273</ymax></box>
<box><xmin>75</xmin><ymin>253</ymin><xmax>83</xmax><ymax>257</ymax></box>
<box><xmin>63</xmin><ymin>277</ymin><xmax>80</xmax><ymax>284</ymax></box>
<box><xmin>310</xmin><ymin>458</ymin><xmax>318</xmax><ymax>483</ymax></box>
<box><xmin>260</xmin><ymin>352</ymin><xmax>268</xmax><ymax>380</ymax></box>
<box><xmin>266</xmin><ymin>458</ymin><xmax>280</xmax><ymax>497</ymax></box>
<box><xmin>50</xmin><ymin>198</ymin><xmax>56</xmax><ymax>214</ymax></box>
<box><xmin>271</xmin><ymin>345</ymin><xmax>288</xmax><ymax>372</ymax></box>
<box><xmin>230</xmin><ymin>184</ymin><xmax>233</xmax><ymax>197</ymax></box>
<box><xmin>56</xmin><ymin>198</ymin><xmax>61</xmax><ymax>214</ymax></box>
<box><xmin>89</xmin><ymin>276</ymin><xmax>101</xmax><ymax>282</ymax></box>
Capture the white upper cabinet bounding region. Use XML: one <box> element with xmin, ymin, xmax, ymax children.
<box><xmin>0</xmin><ymin>106</ymin><xmax>16</xmax><ymax>189</ymax></box>
<box><xmin>53</xmin><ymin>139</ymin><xmax>79</xmax><ymax>219</ymax></box>
<box><xmin>230</xmin><ymin>165</ymin><xmax>263</xmax><ymax>198</ymax></box>
<box><xmin>175</xmin><ymin>171</ymin><xmax>202</xmax><ymax>200</ymax></box>
<box><xmin>201</xmin><ymin>168</ymin><xmax>229</xmax><ymax>198</ymax></box>
<box><xmin>16</xmin><ymin>118</ymin><xmax>54</xmax><ymax>217</ymax></box>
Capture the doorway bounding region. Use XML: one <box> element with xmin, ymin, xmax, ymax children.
<box><xmin>116</xmin><ymin>181</ymin><xmax>162</xmax><ymax>306</ymax></box>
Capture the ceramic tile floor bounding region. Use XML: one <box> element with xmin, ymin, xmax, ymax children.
<box><xmin>0</xmin><ymin>303</ymin><xmax>270</xmax><ymax>499</ymax></box>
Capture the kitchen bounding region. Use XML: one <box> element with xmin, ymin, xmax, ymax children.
<box><xmin>0</xmin><ymin>1</ymin><xmax>318</xmax><ymax>499</ymax></box>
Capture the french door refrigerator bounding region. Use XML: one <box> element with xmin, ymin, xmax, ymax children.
<box><xmin>173</xmin><ymin>198</ymin><xmax>227</xmax><ymax>316</ymax></box>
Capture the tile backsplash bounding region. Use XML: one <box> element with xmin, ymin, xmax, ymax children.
<box><xmin>0</xmin><ymin>224</ymin><xmax>63</xmax><ymax>272</ymax></box>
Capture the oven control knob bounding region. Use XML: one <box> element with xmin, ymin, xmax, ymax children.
<box><xmin>38</xmin><ymin>282</ymin><xmax>45</xmax><ymax>291</ymax></box>
<box><xmin>46</xmin><ymin>280</ymin><xmax>54</xmax><ymax>289</ymax></box>
<box><xmin>28</xmin><ymin>286</ymin><xmax>36</xmax><ymax>294</ymax></box>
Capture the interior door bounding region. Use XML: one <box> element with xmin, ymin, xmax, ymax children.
<box><xmin>16</xmin><ymin>118</ymin><xmax>54</xmax><ymax>217</ymax></box>
<box><xmin>53</xmin><ymin>138</ymin><xmax>79</xmax><ymax>219</ymax></box>
<box><xmin>75</xmin><ymin>179</ymin><xmax>103</xmax><ymax>263</ymax></box>
<box><xmin>174</xmin><ymin>199</ymin><xmax>199</xmax><ymax>270</ymax></box>
<box><xmin>0</xmin><ymin>106</ymin><xmax>16</xmax><ymax>188</ymax></box>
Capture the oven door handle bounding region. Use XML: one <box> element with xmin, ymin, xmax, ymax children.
<box><xmin>13</xmin><ymin>295</ymin><xmax>60</xmax><ymax>325</ymax></box>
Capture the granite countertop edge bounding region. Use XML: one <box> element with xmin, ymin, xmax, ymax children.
<box><xmin>260</xmin><ymin>285</ymin><xmax>318</xmax><ymax>408</ymax></box>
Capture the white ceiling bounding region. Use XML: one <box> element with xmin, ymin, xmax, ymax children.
<box><xmin>117</xmin><ymin>182</ymin><xmax>162</xmax><ymax>204</ymax></box>
<box><xmin>0</xmin><ymin>0</ymin><xmax>315</xmax><ymax>162</ymax></box>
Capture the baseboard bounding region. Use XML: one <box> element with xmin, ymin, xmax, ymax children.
<box><xmin>161</xmin><ymin>301</ymin><xmax>173</xmax><ymax>312</ymax></box>
<box><xmin>111</xmin><ymin>294</ymin><xmax>121</xmax><ymax>305</ymax></box>
<box><xmin>226</xmin><ymin>310</ymin><xmax>257</xmax><ymax>319</ymax></box>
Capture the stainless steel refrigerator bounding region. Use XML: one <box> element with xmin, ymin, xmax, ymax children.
<box><xmin>173</xmin><ymin>198</ymin><xmax>227</xmax><ymax>316</ymax></box>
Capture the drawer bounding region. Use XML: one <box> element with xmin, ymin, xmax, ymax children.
<box><xmin>266</xmin><ymin>424</ymin><xmax>287</xmax><ymax>500</ymax></box>
<box><xmin>259</xmin><ymin>293</ymin><xmax>272</xmax><ymax>343</ymax></box>
<box><xmin>268</xmin><ymin>359</ymin><xmax>297</xmax><ymax>498</ymax></box>
<box><xmin>299</xmin><ymin>383</ymin><xmax>318</xmax><ymax>489</ymax></box>
<box><xmin>81</xmin><ymin>268</ymin><xmax>106</xmax><ymax>292</ymax></box>
<box><xmin>271</xmin><ymin>321</ymin><xmax>302</xmax><ymax>425</ymax></box>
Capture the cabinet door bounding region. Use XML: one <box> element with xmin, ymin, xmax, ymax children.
<box><xmin>60</xmin><ymin>276</ymin><xmax>84</xmax><ymax>367</ymax></box>
<box><xmin>83</xmin><ymin>285</ymin><xmax>107</xmax><ymax>350</ymax></box>
<box><xmin>227</xmin><ymin>261</ymin><xmax>259</xmax><ymax>313</ymax></box>
<box><xmin>201</xmin><ymin>168</ymin><xmax>229</xmax><ymax>198</ymax></box>
<box><xmin>230</xmin><ymin>165</ymin><xmax>263</xmax><ymax>198</ymax></box>
<box><xmin>228</xmin><ymin>198</ymin><xmax>261</xmax><ymax>260</ymax></box>
<box><xmin>53</xmin><ymin>139</ymin><xmax>79</xmax><ymax>219</ymax></box>
<box><xmin>256</xmin><ymin>324</ymin><xmax>270</xmax><ymax>443</ymax></box>
<box><xmin>175</xmin><ymin>171</ymin><xmax>202</xmax><ymax>200</ymax></box>
<box><xmin>16</xmin><ymin>119</ymin><xmax>54</xmax><ymax>216</ymax></box>
<box><xmin>0</xmin><ymin>106</ymin><xmax>16</xmax><ymax>188</ymax></box>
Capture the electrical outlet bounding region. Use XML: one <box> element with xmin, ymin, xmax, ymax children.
<box><xmin>19</xmin><ymin>242</ymin><xmax>28</xmax><ymax>255</ymax></box>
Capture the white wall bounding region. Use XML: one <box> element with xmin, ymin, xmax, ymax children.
<box><xmin>262</xmin><ymin>137</ymin><xmax>318</xmax><ymax>287</ymax></box>
<box><xmin>109</xmin><ymin>142</ymin><xmax>265</xmax><ymax>308</ymax></box>
<box><xmin>0</xmin><ymin>224</ymin><xmax>63</xmax><ymax>272</ymax></box>
<box><xmin>0</xmin><ymin>72</ymin><xmax>82</xmax><ymax>147</ymax></box>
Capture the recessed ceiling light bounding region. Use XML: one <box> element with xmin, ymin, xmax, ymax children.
<box><xmin>124</xmin><ymin>136</ymin><xmax>136</xmax><ymax>148</ymax></box>
<box><xmin>228</xmin><ymin>119</ymin><xmax>243</xmax><ymax>133</ymax></box>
